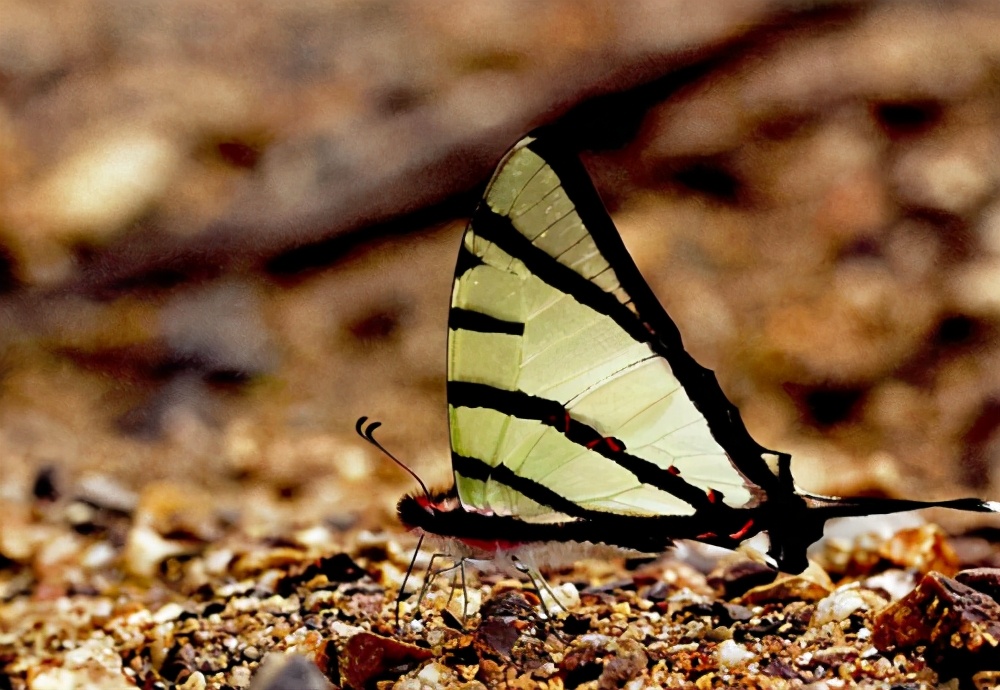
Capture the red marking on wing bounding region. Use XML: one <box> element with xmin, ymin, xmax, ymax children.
<box><xmin>585</xmin><ymin>436</ymin><xmax>625</xmax><ymax>452</ymax></box>
<box><xmin>696</xmin><ymin>531</ymin><xmax>717</xmax><ymax>540</ymax></box>
<box><xmin>706</xmin><ymin>489</ymin><xmax>718</xmax><ymax>504</ymax></box>
<box><xmin>546</xmin><ymin>411</ymin><xmax>573</xmax><ymax>433</ymax></box>
<box><xmin>728</xmin><ymin>519</ymin><xmax>755</xmax><ymax>541</ymax></box>
<box><xmin>667</xmin><ymin>466</ymin><xmax>681</xmax><ymax>476</ymax></box>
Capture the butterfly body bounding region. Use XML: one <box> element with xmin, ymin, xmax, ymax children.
<box><xmin>395</xmin><ymin>128</ymin><xmax>998</xmax><ymax>576</ymax></box>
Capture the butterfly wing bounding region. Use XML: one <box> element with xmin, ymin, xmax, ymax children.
<box><xmin>447</xmin><ymin>132</ymin><xmax>792</xmax><ymax>524</ymax></box>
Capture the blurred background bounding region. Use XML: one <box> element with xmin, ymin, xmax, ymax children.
<box><xmin>2</xmin><ymin>0</ymin><xmax>1000</xmax><ymax>541</ymax></box>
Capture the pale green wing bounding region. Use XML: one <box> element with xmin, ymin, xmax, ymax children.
<box><xmin>447</xmin><ymin>133</ymin><xmax>787</xmax><ymax>523</ymax></box>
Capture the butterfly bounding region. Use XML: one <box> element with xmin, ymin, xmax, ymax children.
<box><xmin>368</xmin><ymin>128</ymin><xmax>998</xmax><ymax>582</ymax></box>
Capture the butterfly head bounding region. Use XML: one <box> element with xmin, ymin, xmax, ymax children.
<box><xmin>398</xmin><ymin>487</ymin><xmax>463</xmax><ymax>530</ymax></box>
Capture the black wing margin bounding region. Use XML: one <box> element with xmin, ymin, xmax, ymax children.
<box><xmin>523</xmin><ymin>129</ymin><xmax>793</xmax><ymax>499</ymax></box>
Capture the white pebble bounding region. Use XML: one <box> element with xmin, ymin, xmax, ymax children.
<box><xmin>152</xmin><ymin>602</ymin><xmax>185</xmax><ymax>623</ymax></box>
<box><xmin>81</xmin><ymin>542</ymin><xmax>117</xmax><ymax>570</ymax></box>
<box><xmin>813</xmin><ymin>588</ymin><xmax>868</xmax><ymax>625</ymax></box>
<box><xmin>717</xmin><ymin>639</ymin><xmax>755</xmax><ymax>667</ymax></box>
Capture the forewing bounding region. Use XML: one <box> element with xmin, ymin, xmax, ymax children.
<box><xmin>448</xmin><ymin>133</ymin><xmax>785</xmax><ymax>522</ymax></box>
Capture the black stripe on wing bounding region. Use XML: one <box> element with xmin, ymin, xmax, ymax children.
<box><xmin>493</xmin><ymin>133</ymin><xmax>787</xmax><ymax>495</ymax></box>
<box><xmin>455</xmin><ymin>242</ymin><xmax>485</xmax><ymax>276</ymax></box>
<box><xmin>449</xmin><ymin>380</ymin><xmax>711</xmax><ymax>509</ymax></box>
<box><xmin>452</xmin><ymin>453</ymin><xmax>630</xmax><ymax>520</ymax></box>
<box><xmin>449</xmin><ymin>308</ymin><xmax>525</xmax><ymax>336</ymax></box>
<box><xmin>470</xmin><ymin>209</ymin><xmax>653</xmax><ymax>345</ymax></box>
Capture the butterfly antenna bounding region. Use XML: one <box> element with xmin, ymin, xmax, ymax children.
<box><xmin>355</xmin><ymin>416</ymin><xmax>431</xmax><ymax>500</ymax></box>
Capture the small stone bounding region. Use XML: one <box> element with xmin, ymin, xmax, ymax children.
<box><xmin>338</xmin><ymin>632</ymin><xmax>433</xmax><ymax>690</ymax></box>
<box><xmin>738</xmin><ymin>574</ymin><xmax>832</xmax><ymax>606</ymax></box>
<box><xmin>812</xmin><ymin>646</ymin><xmax>860</xmax><ymax>666</ymax></box>
<box><xmin>229</xmin><ymin>665</ymin><xmax>252</xmax><ymax>689</ymax></box>
<box><xmin>761</xmin><ymin>659</ymin><xmax>801</xmax><ymax>680</ymax></box>
<box><xmin>133</xmin><ymin>482</ymin><xmax>220</xmax><ymax>542</ymax></box>
<box><xmin>877</xmin><ymin>524</ymin><xmax>960</xmax><ymax>576</ymax></box>
<box><xmin>872</xmin><ymin>571</ymin><xmax>1000</xmax><ymax>683</ymax></box>
<box><xmin>892</xmin><ymin>141</ymin><xmax>994</xmax><ymax>215</ymax></box>
<box><xmin>27</xmin><ymin>666</ymin><xmax>134</xmax><ymax>690</ymax></box>
<box><xmin>74</xmin><ymin>474</ymin><xmax>138</xmax><ymax>514</ymax></box>
<box><xmin>80</xmin><ymin>542</ymin><xmax>117</xmax><ymax>570</ymax></box>
<box><xmin>179</xmin><ymin>671</ymin><xmax>207</xmax><ymax>690</ymax></box>
<box><xmin>862</xmin><ymin>569</ymin><xmax>918</xmax><ymax>602</ymax></box>
<box><xmin>812</xmin><ymin>586</ymin><xmax>886</xmax><ymax>626</ymax></box>
<box><xmin>17</xmin><ymin>128</ymin><xmax>182</xmax><ymax>242</ymax></box>
<box><xmin>599</xmin><ymin>638</ymin><xmax>648</xmax><ymax>689</ymax></box>
<box><xmin>707</xmin><ymin>559</ymin><xmax>778</xmax><ymax>599</ymax></box>
<box><xmin>152</xmin><ymin>602</ymin><xmax>186</xmax><ymax>623</ymax></box>
<box><xmin>955</xmin><ymin>568</ymin><xmax>1000</xmax><ymax>602</ymax></box>
<box><xmin>249</xmin><ymin>654</ymin><xmax>331</xmax><ymax>690</ymax></box>
<box><xmin>716</xmin><ymin>639</ymin><xmax>755</xmax><ymax>668</ymax></box>
<box><xmin>972</xmin><ymin>670</ymin><xmax>1000</xmax><ymax>690</ymax></box>
<box><xmin>416</xmin><ymin>662</ymin><xmax>457</xmax><ymax>688</ymax></box>
<box><xmin>124</xmin><ymin>525</ymin><xmax>195</xmax><ymax>579</ymax></box>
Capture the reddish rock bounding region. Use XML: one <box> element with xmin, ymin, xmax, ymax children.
<box><xmin>955</xmin><ymin>567</ymin><xmax>1000</xmax><ymax>602</ymax></box>
<box><xmin>339</xmin><ymin>632</ymin><xmax>433</xmax><ymax>690</ymax></box>
<box><xmin>738</xmin><ymin>574</ymin><xmax>832</xmax><ymax>606</ymax></box>
<box><xmin>707</xmin><ymin>560</ymin><xmax>778</xmax><ymax>599</ymax></box>
<box><xmin>872</xmin><ymin>571</ymin><xmax>1000</xmax><ymax>682</ymax></box>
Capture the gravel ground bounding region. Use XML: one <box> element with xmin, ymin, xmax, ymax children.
<box><xmin>5</xmin><ymin>1</ymin><xmax>1000</xmax><ymax>687</ymax></box>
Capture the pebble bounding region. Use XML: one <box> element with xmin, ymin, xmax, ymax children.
<box><xmin>812</xmin><ymin>586</ymin><xmax>883</xmax><ymax>626</ymax></box>
<box><xmin>28</xmin><ymin>666</ymin><xmax>134</xmax><ymax>690</ymax></box>
<box><xmin>717</xmin><ymin>639</ymin><xmax>755</xmax><ymax>668</ymax></box>
<box><xmin>542</xmin><ymin>581</ymin><xmax>580</xmax><ymax>612</ymax></box>
<box><xmin>151</xmin><ymin>602</ymin><xmax>186</xmax><ymax>624</ymax></box>
<box><xmin>707</xmin><ymin>559</ymin><xmax>777</xmax><ymax>599</ymax></box>
<box><xmin>892</xmin><ymin>141</ymin><xmax>994</xmax><ymax>215</ymax></box>
<box><xmin>19</xmin><ymin>128</ymin><xmax>181</xmax><ymax>243</ymax></box>
<box><xmin>74</xmin><ymin>474</ymin><xmax>138</xmax><ymax>514</ymax></box>
<box><xmin>955</xmin><ymin>567</ymin><xmax>1000</xmax><ymax>601</ymax></box>
<box><xmin>738</xmin><ymin>573</ymin><xmax>832</xmax><ymax>605</ymax></box>
<box><xmin>872</xmin><ymin>571</ymin><xmax>1000</xmax><ymax>684</ymax></box>
<box><xmin>339</xmin><ymin>632</ymin><xmax>434</xmax><ymax>689</ymax></box>
<box><xmin>249</xmin><ymin>654</ymin><xmax>330</xmax><ymax>690</ymax></box>
<box><xmin>600</xmin><ymin>638</ymin><xmax>648</xmax><ymax>687</ymax></box>
<box><xmin>123</xmin><ymin>525</ymin><xmax>194</xmax><ymax>579</ymax></box>
<box><xmin>862</xmin><ymin>569</ymin><xmax>918</xmax><ymax>602</ymax></box>
<box><xmin>178</xmin><ymin>671</ymin><xmax>207</xmax><ymax>690</ymax></box>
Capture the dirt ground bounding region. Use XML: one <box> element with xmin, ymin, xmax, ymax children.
<box><xmin>5</xmin><ymin>1</ymin><xmax>1000</xmax><ymax>688</ymax></box>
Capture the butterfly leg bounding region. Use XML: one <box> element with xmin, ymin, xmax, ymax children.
<box><xmin>439</xmin><ymin>559</ymin><xmax>471</xmax><ymax>625</ymax></box>
<box><xmin>398</xmin><ymin>547</ymin><xmax>459</xmax><ymax>628</ymax></box>
<box><xmin>511</xmin><ymin>558</ymin><xmax>574</xmax><ymax>643</ymax></box>
<box><xmin>395</xmin><ymin>534</ymin><xmax>426</xmax><ymax>629</ymax></box>
<box><xmin>512</xmin><ymin>558</ymin><xmax>567</xmax><ymax>618</ymax></box>
<box><xmin>415</xmin><ymin>556</ymin><xmax>477</xmax><ymax>628</ymax></box>
<box><xmin>460</xmin><ymin>559</ymin><xmax>469</xmax><ymax>623</ymax></box>
<box><xmin>415</xmin><ymin>553</ymin><xmax>451</xmax><ymax>611</ymax></box>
